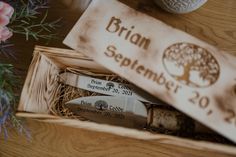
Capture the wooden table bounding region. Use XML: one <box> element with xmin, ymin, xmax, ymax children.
<box><xmin>0</xmin><ymin>0</ymin><xmax>236</xmax><ymax>156</ymax></box>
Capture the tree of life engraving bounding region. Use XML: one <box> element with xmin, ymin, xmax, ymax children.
<box><xmin>95</xmin><ymin>100</ymin><xmax>108</xmax><ymax>111</ymax></box>
<box><xmin>163</xmin><ymin>43</ymin><xmax>220</xmax><ymax>88</ymax></box>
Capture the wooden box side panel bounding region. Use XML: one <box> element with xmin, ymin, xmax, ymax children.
<box><xmin>16</xmin><ymin>112</ymin><xmax>236</xmax><ymax>156</ymax></box>
<box><xmin>34</xmin><ymin>46</ymin><xmax>108</xmax><ymax>71</ymax></box>
<box><xmin>2</xmin><ymin>118</ymin><xmax>236</xmax><ymax>157</ymax></box>
<box><xmin>19</xmin><ymin>52</ymin><xmax>60</xmax><ymax>113</ymax></box>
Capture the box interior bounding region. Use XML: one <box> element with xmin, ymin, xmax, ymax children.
<box><xmin>17</xmin><ymin>46</ymin><xmax>236</xmax><ymax>155</ymax></box>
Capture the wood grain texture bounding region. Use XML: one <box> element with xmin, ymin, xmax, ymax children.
<box><xmin>0</xmin><ymin>0</ymin><xmax>236</xmax><ymax>156</ymax></box>
<box><xmin>19</xmin><ymin>53</ymin><xmax>60</xmax><ymax>113</ymax></box>
<box><xmin>0</xmin><ymin>119</ymin><xmax>235</xmax><ymax>157</ymax></box>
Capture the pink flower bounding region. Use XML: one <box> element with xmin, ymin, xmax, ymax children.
<box><xmin>0</xmin><ymin>2</ymin><xmax>14</xmax><ymax>26</ymax></box>
<box><xmin>0</xmin><ymin>2</ymin><xmax>14</xmax><ymax>42</ymax></box>
<box><xmin>0</xmin><ymin>27</ymin><xmax>13</xmax><ymax>42</ymax></box>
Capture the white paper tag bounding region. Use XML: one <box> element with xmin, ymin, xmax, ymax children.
<box><xmin>63</xmin><ymin>0</ymin><xmax>236</xmax><ymax>142</ymax></box>
<box><xmin>65</xmin><ymin>96</ymin><xmax>147</xmax><ymax>128</ymax></box>
<box><xmin>60</xmin><ymin>72</ymin><xmax>158</xmax><ymax>103</ymax></box>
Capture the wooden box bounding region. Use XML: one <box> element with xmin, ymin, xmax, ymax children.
<box><xmin>16</xmin><ymin>46</ymin><xmax>236</xmax><ymax>157</ymax></box>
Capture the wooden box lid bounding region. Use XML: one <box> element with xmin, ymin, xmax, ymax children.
<box><xmin>63</xmin><ymin>0</ymin><xmax>236</xmax><ymax>143</ymax></box>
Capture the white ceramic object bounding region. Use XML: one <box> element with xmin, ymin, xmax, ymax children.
<box><xmin>154</xmin><ymin>0</ymin><xmax>208</xmax><ymax>14</ymax></box>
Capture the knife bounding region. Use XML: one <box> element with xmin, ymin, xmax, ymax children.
<box><xmin>65</xmin><ymin>96</ymin><xmax>212</xmax><ymax>133</ymax></box>
<box><xmin>65</xmin><ymin>96</ymin><xmax>148</xmax><ymax>129</ymax></box>
<box><xmin>59</xmin><ymin>72</ymin><xmax>162</xmax><ymax>104</ymax></box>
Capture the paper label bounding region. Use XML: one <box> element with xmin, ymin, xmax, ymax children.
<box><xmin>64</xmin><ymin>0</ymin><xmax>236</xmax><ymax>142</ymax></box>
<box><xmin>65</xmin><ymin>96</ymin><xmax>147</xmax><ymax>128</ymax></box>
<box><xmin>60</xmin><ymin>72</ymin><xmax>157</xmax><ymax>103</ymax></box>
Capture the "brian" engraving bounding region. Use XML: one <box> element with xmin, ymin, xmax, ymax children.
<box><xmin>106</xmin><ymin>16</ymin><xmax>151</xmax><ymax>50</ymax></box>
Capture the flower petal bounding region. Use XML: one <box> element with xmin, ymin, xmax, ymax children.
<box><xmin>0</xmin><ymin>2</ymin><xmax>14</xmax><ymax>18</ymax></box>
<box><xmin>3</xmin><ymin>3</ymin><xmax>14</xmax><ymax>17</ymax></box>
<box><xmin>0</xmin><ymin>15</ymin><xmax>9</xmax><ymax>27</ymax></box>
<box><xmin>0</xmin><ymin>2</ymin><xmax>4</xmax><ymax>10</ymax></box>
<box><xmin>0</xmin><ymin>27</ymin><xmax>13</xmax><ymax>42</ymax></box>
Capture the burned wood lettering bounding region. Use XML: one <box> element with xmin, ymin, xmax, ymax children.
<box><xmin>188</xmin><ymin>91</ymin><xmax>212</xmax><ymax>116</ymax></box>
<box><xmin>102</xmin><ymin>30</ymin><xmax>181</xmax><ymax>99</ymax></box>
<box><xmin>224</xmin><ymin>109</ymin><xmax>236</xmax><ymax>125</ymax></box>
<box><xmin>214</xmin><ymin>93</ymin><xmax>236</xmax><ymax>127</ymax></box>
<box><xmin>106</xmin><ymin>16</ymin><xmax>151</xmax><ymax>50</ymax></box>
<box><xmin>104</xmin><ymin>45</ymin><xmax>182</xmax><ymax>94</ymax></box>
<box><xmin>188</xmin><ymin>91</ymin><xmax>210</xmax><ymax>109</ymax></box>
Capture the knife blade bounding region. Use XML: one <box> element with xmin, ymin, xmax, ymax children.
<box><xmin>65</xmin><ymin>96</ymin><xmax>147</xmax><ymax>129</ymax></box>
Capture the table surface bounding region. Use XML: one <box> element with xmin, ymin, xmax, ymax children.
<box><xmin>0</xmin><ymin>0</ymin><xmax>236</xmax><ymax>157</ymax></box>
